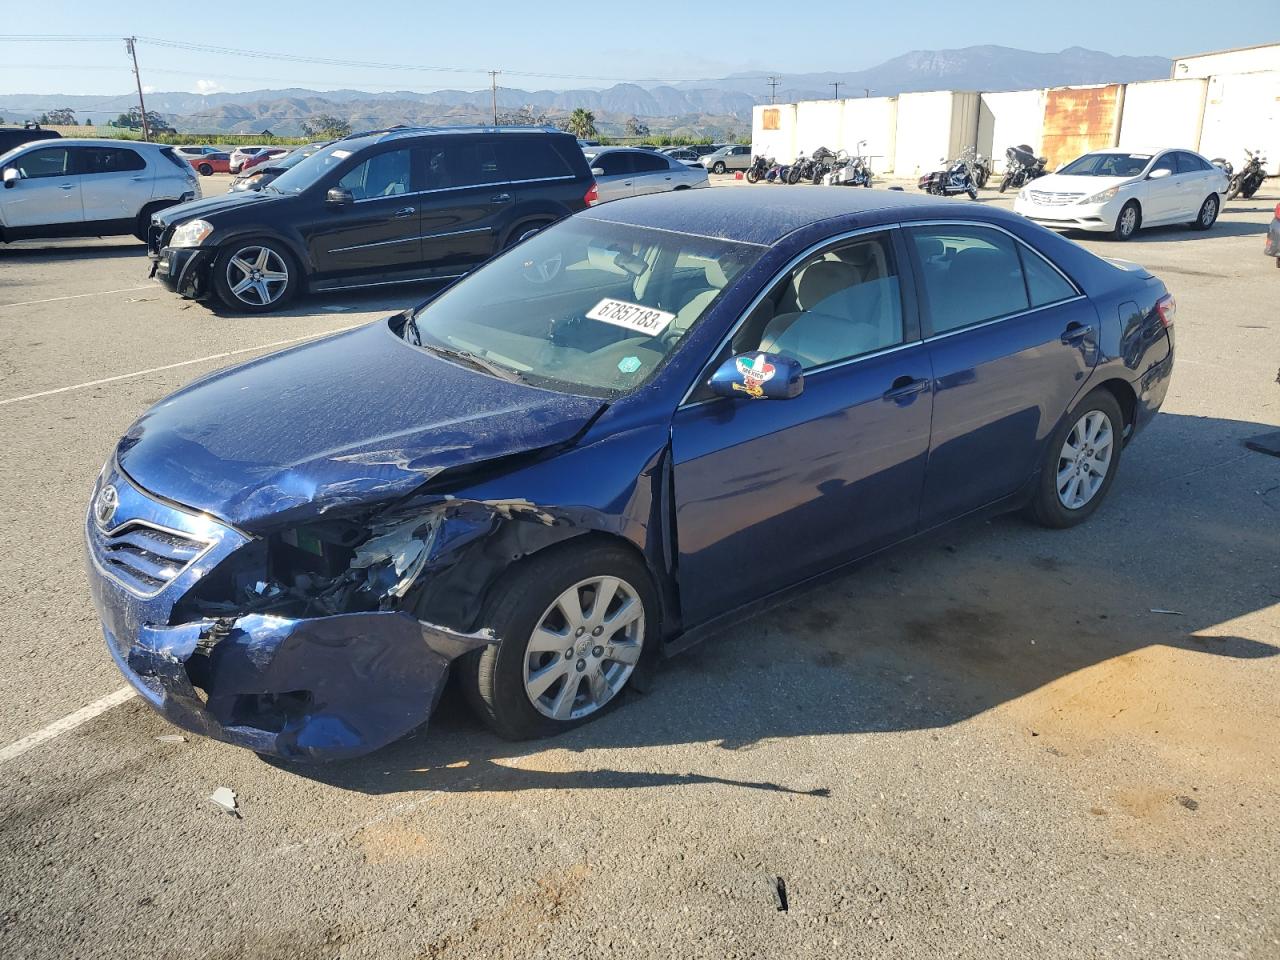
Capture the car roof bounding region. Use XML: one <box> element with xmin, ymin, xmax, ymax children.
<box><xmin>583</xmin><ymin>187</ymin><xmax>991</xmax><ymax>246</ymax></box>
<box><xmin>337</xmin><ymin>124</ymin><xmax>571</xmax><ymax>153</ymax></box>
<box><xmin>2</xmin><ymin>137</ymin><xmax>166</xmax><ymax>149</ymax></box>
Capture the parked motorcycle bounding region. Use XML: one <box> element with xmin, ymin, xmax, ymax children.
<box><xmin>918</xmin><ymin>147</ymin><xmax>980</xmax><ymax>200</ymax></box>
<box><xmin>1224</xmin><ymin>148</ymin><xmax>1268</xmax><ymax>200</ymax></box>
<box><xmin>745</xmin><ymin>154</ymin><xmax>771</xmax><ymax>184</ymax></box>
<box><xmin>828</xmin><ymin>143</ymin><xmax>874</xmax><ymax>187</ymax></box>
<box><xmin>786</xmin><ymin>152</ymin><xmax>814</xmax><ymax>185</ymax></box>
<box><xmin>807</xmin><ymin>147</ymin><xmax>838</xmax><ymax>184</ymax></box>
<box><xmin>999</xmin><ymin>143</ymin><xmax>1048</xmax><ymax>193</ymax></box>
<box><xmin>971</xmin><ymin>151</ymin><xmax>991</xmax><ymax>189</ymax></box>
<box><xmin>766</xmin><ymin>160</ymin><xmax>790</xmax><ymax>183</ymax></box>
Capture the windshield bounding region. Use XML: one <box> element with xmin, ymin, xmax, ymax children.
<box><xmin>404</xmin><ymin>218</ymin><xmax>763</xmax><ymax>397</ymax></box>
<box><xmin>1058</xmin><ymin>152</ymin><xmax>1151</xmax><ymax>177</ymax></box>
<box><xmin>267</xmin><ymin>141</ymin><xmax>357</xmax><ymax>194</ymax></box>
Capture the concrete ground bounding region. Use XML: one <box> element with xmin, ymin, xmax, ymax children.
<box><xmin>1</xmin><ymin>172</ymin><xmax>1277</xmax><ymax>960</ymax></box>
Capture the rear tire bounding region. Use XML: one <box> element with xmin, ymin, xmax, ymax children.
<box><xmin>460</xmin><ymin>542</ymin><xmax>657</xmax><ymax>740</ymax></box>
<box><xmin>1026</xmin><ymin>388</ymin><xmax>1123</xmax><ymax>529</ymax></box>
<box><xmin>197</xmin><ymin>163</ymin><xmax>213</xmax><ymax>177</ymax></box>
<box><xmin>1112</xmin><ymin>201</ymin><xmax>1140</xmax><ymax>240</ymax></box>
<box><xmin>1191</xmin><ymin>193</ymin><xmax>1218</xmax><ymax>230</ymax></box>
<box><xmin>133</xmin><ymin>201</ymin><xmax>171</xmax><ymax>243</ymax></box>
<box><xmin>1226</xmin><ymin>177</ymin><xmax>1242</xmax><ymax>201</ymax></box>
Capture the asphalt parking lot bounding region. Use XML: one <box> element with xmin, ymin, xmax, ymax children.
<box><xmin>1</xmin><ymin>172</ymin><xmax>1277</xmax><ymax>959</ymax></box>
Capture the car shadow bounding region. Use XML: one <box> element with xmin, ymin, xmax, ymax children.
<box><xmin>0</xmin><ymin>239</ymin><xmax>147</xmax><ymax>262</ymax></box>
<box><xmin>203</xmin><ymin>279</ymin><xmax>457</xmax><ymax>320</ymax></box>
<box><xmin>273</xmin><ymin>411</ymin><xmax>1280</xmax><ymax>796</ymax></box>
<box><xmin>1121</xmin><ymin>219</ymin><xmax>1270</xmax><ymax>242</ymax></box>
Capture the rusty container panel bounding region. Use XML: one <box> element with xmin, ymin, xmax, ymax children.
<box><xmin>1042</xmin><ymin>84</ymin><xmax>1122</xmax><ymax>170</ymax></box>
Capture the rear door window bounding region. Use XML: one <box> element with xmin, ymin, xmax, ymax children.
<box><xmin>78</xmin><ymin>147</ymin><xmax>146</xmax><ymax>174</ymax></box>
<box><xmin>630</xmin><ymin>152</ymin><xmax>670</xmax><ymax>174</ymax></box>
<box><xmin>1175</xmin><ymin>152</ymin><xmax>1208</xmax><ymax>174</ymax></box>
<box><xmin>907</xmin><ymin>225</ymin><xmax>1030</xmax><ymax>334</ymax></box>
<box><xmin>498</xmin><ymin>138</ymin><xmax>574</xmax><ymax>181</ymax></box>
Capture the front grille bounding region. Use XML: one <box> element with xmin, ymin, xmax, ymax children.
<box><xmin>1029</xmin><ymin>190</ymin><xmax>1085</xmax><ymax>206</ymax></box>
<box><xmin>97</xmin><ymin>522</ymin><xmax>209</xmax><ymax>595</ymax></box>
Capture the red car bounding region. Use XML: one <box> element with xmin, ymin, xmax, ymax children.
<box><xmin>239</xmin><ymin>148</ymin><xmax>290</xmax><ymax>173</ymax></box>
<box><xmin>174</xmin><ymin>146</ymin><xmax>231</xmax><ymax>176</ymax></box>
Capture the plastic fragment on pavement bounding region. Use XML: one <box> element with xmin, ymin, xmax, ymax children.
<box><xmin>155</xmin><ymin>734</ymin><xmax>187</xmax><ymax>743</ymax></box>
<box><xmin>209</xmin><ymin>787</ymin><xmax>240</xmax><ymax>817</ymax></box>
<box><xmin>1150</xmin><ymin>609</ymin><xmax>1185</xmax><ymax>615</ymax></box>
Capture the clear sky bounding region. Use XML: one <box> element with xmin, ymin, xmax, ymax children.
<box><xmin>0</xmin><ymin>1</ymin><xmax>1269</xmax><ymax>96</ymax></box>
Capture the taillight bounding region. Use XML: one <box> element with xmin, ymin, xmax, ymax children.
<box><xmin>584</xmin><ymin>181</ymin><xmax>599</xmax><ymax>206</ymax></box>
<box><xmin>1155</xmin><ymin>293</ymin><xmax>1176</xmax><ymax>328</ymax></box>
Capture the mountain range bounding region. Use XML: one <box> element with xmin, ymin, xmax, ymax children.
<box><xmin>0</xmin><ymin>45</ymin><xmax>1171</xmax><ymax>137</ymax></box>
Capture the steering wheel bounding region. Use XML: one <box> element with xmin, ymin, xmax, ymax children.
<box><xmin>521</xmin><ymin>251</ymin><xmax>563</xmax><ymax>285</ymax></box>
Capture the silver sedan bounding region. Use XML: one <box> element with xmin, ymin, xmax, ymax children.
<box><xmin>585</xmin><ymin>148</ymin><xmax>709</xmax><ymax>204</ymax></box>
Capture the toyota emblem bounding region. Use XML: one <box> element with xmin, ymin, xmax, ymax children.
<box><xmin>94</xmin><ymin>484</ymin><xmax>119</xmax><ymax>529</ymax></box>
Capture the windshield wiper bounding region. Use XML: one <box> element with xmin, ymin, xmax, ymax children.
<box><xmin>419</xmin><ymin>341</ymin><xmax>525</xmax><ymax>383</ymax></box>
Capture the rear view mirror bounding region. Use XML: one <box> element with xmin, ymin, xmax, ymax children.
<box><xmin>709</xmin><ymin>352</ymin><xmax>804</xmax><ymax>401</ymax></box>
<box><xmin>3</xmin><ymin>167</ymin><xmax>18</xmax><ymax>189</ymax></box>
<box><xmin>1149</xmin><ymin>167</ymin><xmax>1172</xmax><ymax>179</ymax></box>
<box><xmin>325</xmin><ymin>186</ymin><xmax>354</xmax><ymax>205</ymax></box>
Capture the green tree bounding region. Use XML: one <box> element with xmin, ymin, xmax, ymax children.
<box><xmin>112</xmin><ymin>107</ymin><xmax>173</xmax><ymax>134</ymax></box>
<box><xmin>43</xmin><ymin>107</ymin><xmax>76</xmax><ymax>125</ymax></box>
<box><xmin>566</xmin><ymin>108</ymin><xmax>597</xmax><ymax>139</ymax></box>
<box><xmin>496</xmin><ymin>105</ymin><xmax>549</xmax><ymax>127</ymax></box>
<box><xmin>624</xmin><ymin>116</ymin><xmax>649</xmax><ymax>138</ymax></box>
<box><xmin>302</xmin><ymin>114</ymin><xmax>352</xmax><ymax>138</ymax></box>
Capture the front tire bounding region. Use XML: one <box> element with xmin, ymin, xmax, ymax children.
<box><xmin>461</xmin><ymin>543</ymin><xmax>657</xmax><ymax>740</ymax></box>
<box><xmin>1112</xmin><ymin>201</ymin><xmax>1140</xmax><ymax>240</ymax></box>
<box><xmin>1191</xmin><ymin>193</ymin><xmax>1219</xmax><ymax>230</ymax></box>
<box><xmin>712</xmin><ymin>161</ymin><xmax>726</xmax><ymax>174</ymax></box>
<box><xmin>1027</xmin><ymin>388</ymin><xmax>1123</xmax><ymax>529</ymax></box>
<box><xmin>212</xmin><ymin>238</ymin><xmax>299</xmax><ymax>313</ymax></box>
<box><xmin>998</xmin><ymin>174</ymin><xmax>1011</xmax><ymax>194</ymax></box>
<box><xmin>746</xmin><ymin>168</ymin><xmax>760</xmax><ymax>184</ymax></box>
<box><xmin>197</xmin><ymin>163</ymin><xmax>213</xmax><ymax>177</ymax></box>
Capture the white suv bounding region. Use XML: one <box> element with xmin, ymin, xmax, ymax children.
<box><xmin>0</xmin><ymin>138</ymin><xmax>199</xmax><ymax>244</ymax></box>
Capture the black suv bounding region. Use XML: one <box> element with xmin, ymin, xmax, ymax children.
<box><xmin>148</xmin><ymin>126</ymin><xmax>596</xmax><ymax>312</ymax></box>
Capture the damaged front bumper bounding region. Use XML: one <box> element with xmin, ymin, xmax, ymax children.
<box><xmin>149</xmin><ymin>246</ymin><xmax>215</xmax><ymax>300</ymax></box>
<box><xmin>85</xmin><ymin>466</ymin><xmax>492</xmax><ymax>761</ymax></box>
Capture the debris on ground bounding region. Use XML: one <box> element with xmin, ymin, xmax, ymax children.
<box><xmin>209</xmin><ymin>787</ymin><xmax>240</xmax><ymax>818</ymax></box>
<box><xmin>1149</xmin><ymin>609</ymin><xmax>1185</xmax><ymax>615</ymax></box>
<box><xmin>155</xmin><ymin>734</ymin><xmax>187</xmax><ymax>743</ymax></box>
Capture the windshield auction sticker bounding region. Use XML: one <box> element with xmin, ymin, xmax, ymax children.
<box><xmin>586</xmin><ymin>298</ymin><xmax>675</xmax><ymax>336</ymax></box>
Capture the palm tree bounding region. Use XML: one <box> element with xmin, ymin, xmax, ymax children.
<box><xmin>567</xmin><ymin>108</ymin><xmax>597</xmax><ymax>139</ymax></box>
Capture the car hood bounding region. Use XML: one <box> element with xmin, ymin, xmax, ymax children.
<box><xmin>153</xmin><ymin>189</ymin><xmax>288</xmax><ymax>227</ymax></box>
<box><xmin>116</xmin><ymin>319</ymin><xmax>606</xmax><ymax>533</ymax></box>
<box><xmin>1032</xmin><ymin>174</ymin><xmax>1136</xmax><ymax>193</ymax></box>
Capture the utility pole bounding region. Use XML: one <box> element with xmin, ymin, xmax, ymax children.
<box><xmin>830</xmin><ymin>81</ymin><xmax>842</xmax><ymax>100</ymax></box>
<box><xmin>488</xmin><ymin>70</ymin><xmax>500</xmax><ymax>126</ymax></box>
<box><xmin>767</xmin><ymin>76</ymin><xmax>781</xmax><ymax>105</ymax></box>
<box><xmin>125</xmin><ymin>37</ymin><xmax>151</xmax><ymax>142</ymax></box>
<box><xmin>864</xmin><ymin>87</ymin><xmax>871</xmax><ymax>99</ymax></box>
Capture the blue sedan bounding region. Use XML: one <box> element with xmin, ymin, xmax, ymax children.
<box><xmin>85</xmin><ymin>188</ymin><xmax>1175</xmax><ymax>760</ymax></box>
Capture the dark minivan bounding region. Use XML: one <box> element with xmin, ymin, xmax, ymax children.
<box><xmin>148</xmin><ymin>126</ymin><xmax>596</xmax><ymax>312</ymax></box>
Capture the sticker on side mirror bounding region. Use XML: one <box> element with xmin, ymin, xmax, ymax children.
<box><xmin>586</xmin><ymin>298</ymin><xmax>675</xmax><ymax>336</ymax></box>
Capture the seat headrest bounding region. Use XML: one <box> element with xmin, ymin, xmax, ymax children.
<box><xmin>796</xmin><ymin>260</ymin><xmax>858</xmax><ymax>311</ymax></box>
<box><xmin>918</xmin><ymin>237</ymin><xmax>945</xmax><ymax>260</ymax></box>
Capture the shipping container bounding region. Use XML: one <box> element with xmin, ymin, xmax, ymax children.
<box><xmin>839</xmin><ymin>96</ymin><xmax>897</xmax><ymax>173</ymax></box>
<box><xmin>1117</xmin><ymin>79</ymin><xmax>1208</xmax><ymax>154</ymax></box>
<box><xmin>794</xmin><ymin>100</ymin><xmax>844</xmax><ymax>158</ymax></box>
<box><xmin>752</xmin><ymin>104</ymin><xmax>798</xmax><ymax>164</ymax></box>
<box><xmin>977</xmin><ymin>90</ymin><xmax>1047</xmax><ymax>172</ymax></box>
<box><xmin>1041</xmin><ymin>84</ymin><xmax>1125</xmax><ymax>170</ymax></box>
<box><xmin>892</xmin><ymin>91</ymin><xmax>981</xmax><ymax>177</ymax></box>
<box><xmin>1197</xmin><ymin>71</ymin><xmax>1280</xmax><ymax>175</ymax></box>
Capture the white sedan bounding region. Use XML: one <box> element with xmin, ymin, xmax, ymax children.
<box><xmin>1013</xmin><ymin>148</ymin><xmax>1228</xmax><ymax>240</ymax></box>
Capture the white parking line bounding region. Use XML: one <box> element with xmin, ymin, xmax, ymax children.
<box><xmin>0</xmin><ymin>687</ymin><xmax>137</xmax><ymax>766</ymax></box>
<box><xmin>0</xmin><ymin>324</ymin><xmax>365</xmax><ymax>406</ymax></box>
<box><xmin>0</xmin><ymin>285</ymin><xmax>154</xmax><ymax>311</ymax></box>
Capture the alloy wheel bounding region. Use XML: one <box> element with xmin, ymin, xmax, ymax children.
<box><xmin>1056</xmin><ymin>410</ymin><xmax>1114</xmax><ymax>509</ymax></box>
<box><xmin>225</xmin><ymin>246</ymin><xmax>290</xmax><ymax>306</ymax></box>
<box><xmin>1118</xmin><ymin>206</ymin><xmax>1138</xmax><ymax>238</ymax></box>
<box><xmin>522</xmin><ymin>576</ymin><xmax>644</xmax><ymax>721</ymax></box>
<box><xmin>1200</xmin><ymin>196</ymin><xmax>1217</xmax><ymax>227</ymax></box>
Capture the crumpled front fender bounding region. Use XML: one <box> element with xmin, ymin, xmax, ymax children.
<box><xmin>113</xmin><ymin>610</ymin><xmax>493</xmax><ymax>761</ymax></box>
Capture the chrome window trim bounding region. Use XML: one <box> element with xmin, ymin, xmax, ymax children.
<box><xmin>352</xmin><ymin>174</ymin><xmax>577</xmax><ymax>204</ymax></box>
<box><xmin>677</xmin><ymin>223</ymin><xmax>903</xmax><ymax>407</ymax></box>
<box><xmin>324</xmin><ymin>273</ymin><xmax>465</xmax><ymax>291</ymax></box>
<box><xmin>328</xmin><ymin>225</ymin><xmax>492</xmax><ymax>255</ymax></box>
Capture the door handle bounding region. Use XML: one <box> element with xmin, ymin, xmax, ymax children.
<box><xmin>882</xmin><ymin>376</ymin><xmax>931</xmax><ymax>402</ymax></box>
<box><xmin>393</xmin><ymin>206</ymin><xmax>416</xmax><ymax>218</ymax></box>
<box><xmin>623</xmin><ymin>180</ymin><xmax>633</xmax><ymax>186</ymax></box>
<box><xmin>60</xmin><ymin>184</ymin><xmax>75</xmax><ymax>190</ymax></box>
<box><xmin>130</xmin><ymin>176</ymin><xmax>146</xmax><ymax>181</ymax></box>
<box><xmin>490</xmin><ymin>193</ymin><xmax>512</xmax><ymax>203</ymax></box>
<box><xmin>1060</xmin><ymin>323</ymin><xmax>1094</xmax><ymax>345</ymax></box>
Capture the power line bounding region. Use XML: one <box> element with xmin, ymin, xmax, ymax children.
<box><xmin>767</xmin><ymin>76</ymin><xmax>781</xmax><ymax>104</ymax></box>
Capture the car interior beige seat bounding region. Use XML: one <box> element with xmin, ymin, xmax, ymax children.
<box><xmin>758</xmin><ymin>258</ymin><xmax>886</xmax><ymax>368</ymax></box>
